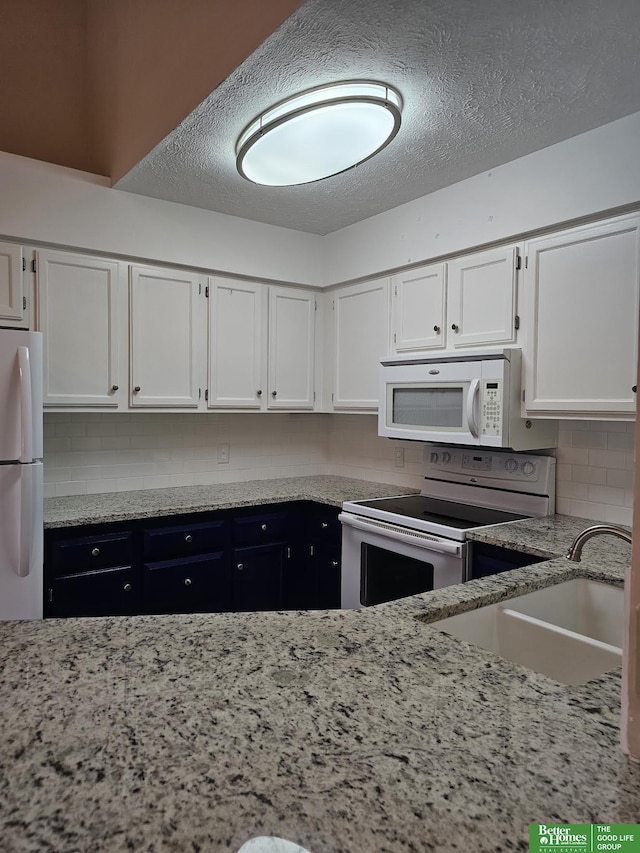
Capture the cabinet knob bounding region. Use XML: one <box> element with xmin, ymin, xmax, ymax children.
<box><xmin>123</xmin><ymin>583</ymin><xmax>132</xmax><ymax>592</ymax></box>
<box><xmin>633</xmin><ymin>385</ymin><xmax>637</xmax><ymax>393</ymax></box>
<box><xmin>451</xmin><ymin>324</ymin><xmax>459</xmax><ymax>332</ymax></box>
<box><xmin>433</xmin><ymin>325</ymin><xmax>440</xmax><ymax>333</ymax></box>
<box><xmin>91</xmin><ymin>547</ymin><xmax>100</xmax><ymax>557</ymax></box>
<box><xmin>184</xmin><ymin>578</ymin><xmax>192</xmax><ymax>586</ymax></box>
<box><xmin>257</xmin><ymin>389</ymin><xmax>262</xmax><ymax>397</ymax></box>
<box><xmin>236</xmin><ymin>563</ymin><xmax>244</xmax><ymax>571</ymax></box>
<box><xmin>111</xmin><ymin>384</ymin><xmax>119</xmax><ymax>392</ymax></box>
<box><xmin>321</xmin><ymin>522</ymin><xmax>328</xmax><ymax>529</ymax></box>
<box><xmin>271</xmin><ymin>390</ymin><xmax>277</xmax><ymax>398</ymax></box>
<box><xmin>133</xmin><ymin>386</ymin><xmax>141</xmax><ymax>393</ymax></box>
<box><xmin>261</xmin><ymin>523</ymin><xmax>268</xmax><ymax>531</ymax></box>
<box><xmin>331</xmin><ymin>560</ymin><xmax>339</xmax><ymax>568</ymax></box>
<box><xmin>185</xmin><ymin>534</ymin><xmax>193</xmax><ymax>543</ymax></box>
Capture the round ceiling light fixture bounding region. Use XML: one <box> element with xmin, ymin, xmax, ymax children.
<box><xmin>236</xmin><ymin>81</ymin><xmax>402</xmax><ymax>187</ymax></box>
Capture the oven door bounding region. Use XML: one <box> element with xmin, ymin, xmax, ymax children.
<box><xmin>339</xmin><ymin>512</ymin><xmax>467</xmax><ymax>609</ymax></box>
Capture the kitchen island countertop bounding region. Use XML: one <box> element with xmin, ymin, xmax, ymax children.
<box><xmin>3</xmin><ymin>484</ymin><xmax>637</xmax><ymax>852</ymax></box>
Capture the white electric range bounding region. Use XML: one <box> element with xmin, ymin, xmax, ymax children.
<box><xmin>339</xmin><ymin>445</ymin><xmax>555</xmax><ymax>608</ymax></box>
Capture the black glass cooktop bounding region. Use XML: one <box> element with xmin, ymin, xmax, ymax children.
<box><xmin>353</xmin><ymin>495</ymin><xmax>528</xmax><ymax>529</ymax></box>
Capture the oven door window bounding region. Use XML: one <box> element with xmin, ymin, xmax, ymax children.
<box><xmin>389</xmin><ymin>384</ymin><xmax>468</xmax><ymax>431</ymax></box>
<box><xmin>360</xmin><ymin>543</ymin><xmax>435</xmax><ymax>606</ymax></box>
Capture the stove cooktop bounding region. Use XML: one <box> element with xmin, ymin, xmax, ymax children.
<box><xmin>350</xmin><ymin>494</ymin><xmax>529</xmax><ymax>530</ymax></box>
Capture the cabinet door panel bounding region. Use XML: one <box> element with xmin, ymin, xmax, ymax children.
<box><xmin>333</xmin><ymin>278</ymin><xmax>389</xmax><ymax>409</ymax></box>
<box><xmin>447</xmin><ymin>247</ymin><xmax>517</xmax><ymax>347</ymax></box>
<box><xmin>208</xmin><ymin>278</ymin><xmax>262</xmax><ymax>408</ymax></box>
<box><xmin>268</xmin><ymin>288</ymin><xmax>315</xmax><ymax>409</ymax></box>
<box><xmin>391</xmin><ymin>264</ymin><xmax>444</xmax><ymax>352</ymax></box>
<box><xmin>37</xmin><ymin>250</ymin><xmax>120</xmax><ymax>406</ymax></box>
<box><xmin>130</xmin><ymin>265</ymin><xmax>199</xmax><ymax>407</ymax></box>
<box><xmin>232</xmin><ymin>542</ymin><xmax>285</xmax><ymax>611</ymax></box>
<box><xmin>0</xmin><ymin>243</ymin><xmax>25</xmax><ymax>325</ymax></box>
<box><xmin>50</xmin><ymin>566</ymin><xmax>139</xmax><ymax>617</ymax></box>
<box><xmin>523</xmin><ymin>216</ymin><xmax>640</xmax><ymax>416</ymax></box>
<box><xmin>143</xmin><ymin>552</ymin><xmax>229</xmax><ymax>614</ymax></box>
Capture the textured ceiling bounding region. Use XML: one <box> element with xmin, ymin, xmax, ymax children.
<box><xmin>116</xmin><ymin>0</ymin><xmax>640</xmax><ymax>235</ymax></box>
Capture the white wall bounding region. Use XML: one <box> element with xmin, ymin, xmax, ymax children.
<box><xmin>0</xmin><ymin>152</ymin><xmax>323</xmax><ymax>286</ymax></box>
<box><xmin>44</xmin><ymin>412</ymin><xmax>634</xmax><ymax>526</ymax></box>
<box><xmin>322</xmin><ymin>111</ymin><xmax>640</xmax><ymax>285</ymax></box>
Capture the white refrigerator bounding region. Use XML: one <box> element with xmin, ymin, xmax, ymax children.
<box><xmin>0</xmin><ymin>329</ymin><xmax>43</xmax><ymax>620</ymax></box>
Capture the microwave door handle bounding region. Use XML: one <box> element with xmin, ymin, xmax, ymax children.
<box><xmin>466</xmin><ymin>379</ymin><xmax>481</xmax><ymax>438</ymax></box>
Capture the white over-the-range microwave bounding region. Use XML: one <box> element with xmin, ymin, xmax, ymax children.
<box><xmin>379</xmin><ymin>347</ymin><xmax>558</xmax><ymax>451</ymax></box>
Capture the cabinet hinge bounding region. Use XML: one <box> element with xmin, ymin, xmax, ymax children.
<box><xmin>314</xmin><ymin>300</ymin><xmax>317</xmax><ymax>311</ymax></box>
<box><xmin>31</xmin><ymin>259</ymin><xmax>37</xmax><ymax>273</ymax></box>
<box><xmin>394</xmin><ymin>284</ymin><xmax>397</xmax><ymax>296</ymax></box>
<box><xmin>313</xmin><ymin>391</ymin><xmax>316</xmax><ymax>401</ymax></box>
<box><xmin>22</xmin><ymin>257</ymin><xmax>26</xmax><ymax>271</ymax></box>
<box><xmin>522</xmin><ymin>389</ymin><xmax>526</xmax><ymax>403</ymax></box>
<box><xmin>514</xmin><ymin>315</ymin><xmax>520</xmax><ymax>330</ymax></box>
<box><xmin>331</xmin><ymin>393</ymin><xmax>334</xmax><ymax>402</ymax></box>
<box><xmin>205</xmin><ymin>389</ymin><xmax>209</xmax><ymax>401</ymax></box>
<box><xmin>23</xmin><ymin>296</ymin><xmax>27</xmax><ymax>310</ymax></box>
<box><xmin>515</xmin><ymin>253</ymin><xmax>522</xmax><ymax>271</ymax></box>
<box><xmin>199</xmin><ymin>388</ymin><xmax>201</xmax><ymax>399</ymax></box>
<box><xmin>205</xmin><ymin>285</ymin><xmax>209</xmax><ymax>297</ymax></box>
<box><xmin>393</xmin><ymin>332</ymin><xmax>397</xmax><ymax>343</ymax></box>
<box><xmin>525</xmin><ymin>256</ymin><xmax>528</xmax><ymax>269</ymax></box>
<box><xmin>199</xmin><ymin>282</ymin><xmax>202</xmax><ymax>295</ymax></box>
<box><xmin>332</xmin><ymin>299</ymin><xmax>335</xmax><ymax>310</ymax></box>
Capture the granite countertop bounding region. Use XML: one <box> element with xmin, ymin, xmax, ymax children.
<box><xmin>4</xmin><ymin>487</ymin><xmax>637</xmax><ymax>851</ymax></box>
<box><xmin>43</xmin><ymin>475</ymin><xmax>419</xmax><ymax>528</ymax></box>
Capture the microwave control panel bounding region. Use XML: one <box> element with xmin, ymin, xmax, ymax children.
<box><xmin>481</xmin><ymin>380</ymin><xmax>503</xmax><ymax>436</ymax></box>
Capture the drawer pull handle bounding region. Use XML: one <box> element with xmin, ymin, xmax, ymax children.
<box><xmin>133</xmin><ymin>386</ymin><xmax>141</xmax><ymax>393</ymax></box>
<box><xmin>91</xmin><ymin>547</ymin><xmax>100</xmax><ymax>557</ymax></box>
<box><xmin>331</xmin><ymin>560</ymin><xmax>339</xmax><ymax>568</ymax></box>
<box><xmin>271</xmin><ymin>390</ymin><xmax>277</xmax><ymax>398</ymax></box>
<box><xmin>433</xmin><ymin>325</ymin><xmax>440</xmax><ymax>333</ymax></box>
<box><xmin>185</xmin><ymin>534</ymin><xmax>193</xmax><ymax>543</ymax></box>
<box><xmin>184</xmin><ymin>578</ymin><xmax>192</xmax><ymax>586</ymax></box>
<box><xmin>111</xmin><ymin>384</ymin><xmax>119</xmax><ymax>392</ymax></box>
<box><xmin>123</xmin><ymin>583</ymin><xmax>132</xmax><ymax>592</ymax></box>
<box><xmin>257</xmin><ymin>389</ymin><xmax>262</xmax><ymax>397</ymax></box>
<box><xmin>261</xmin><ymin>523</ymin><xmax>268</xmax><ymax>531</ymax></box>
<box><xmin>451</xmin><ymin>324</ymin><xmax>459</xmax><ymax>332</ymax></box>
<box><xmin>321</xmin><ymin>522</ymin><xmax>328</xmax><ymax>529</ymax></box>
<box><xmin>236</xmin><ymin>563</ymin><xmax>244</xmax><ymax>571</ymax></box>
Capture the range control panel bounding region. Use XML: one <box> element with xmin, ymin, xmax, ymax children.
<box><xmin>425</xmin><ymin>446</ymin><xmax>549</xmax><ymax>483</ymax></box>
<box><xmin>481</xmin><ymin>380</ymin><xmax>503</xmax><ymax>436</ymax></box>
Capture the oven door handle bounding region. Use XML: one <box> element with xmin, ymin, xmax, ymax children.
<box><xmin>338</xmin><ymin>513</ymin><xmax>462</xmax><ymax>555</ymax></box>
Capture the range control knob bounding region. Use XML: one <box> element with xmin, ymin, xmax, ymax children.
<box><xmin>442</xmin><ymin>452</ymin><xmax>451</xmax><ymax>464</ymax></box>
<box><xmin>505</xmin><ymin>458</ymin><xmax>518</xmax><ymax>473</ymax></box>
<box><xmin>522</xmin><ymin>461</ymin><xmax>536</xmax><ymax>476</ymax></box>
<box><xmin>429</xmin><ymin>452</ymin><xmax>439</xmax><ymax>464</ymax></box>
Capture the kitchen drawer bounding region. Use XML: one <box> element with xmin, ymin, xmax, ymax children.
<box><xmin>232</xmin><ymin>511</ymin><xmax>290</xmax><ymax>546</ymax></box>
<box><xmin>51</xmin><ymin>531</ymin><xmax>134</xmax><ymax>575</ymax></box>
<box><xmin>143</xmin><ymin>519</ymin><xmax>228</xmax><ymax>561</ymax></box>
<box><xmin>308</xmin><ymin>507</ymin><xmax>341</xmax><ymax>540</ymax></box>
<box><xmin>48</xmin><ymin>566</ymin><xmax>140</xmax><ymax>617</ymax></box>
<box><xmin>143</xmin><ymin>551</ymin><xmax>229</xmax><ymax>614</ymax></box>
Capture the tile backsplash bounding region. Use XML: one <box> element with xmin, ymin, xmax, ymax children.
<box><xmin>43</xmin><ymin>412</ymin><xmax>635</xmax><ymax>525</ymax></box>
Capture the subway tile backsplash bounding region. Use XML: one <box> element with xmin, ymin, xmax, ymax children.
<box><xmin>43</xmin><ymin>413</ymin><xmax>635</xmax><ymax>525</ymax></box>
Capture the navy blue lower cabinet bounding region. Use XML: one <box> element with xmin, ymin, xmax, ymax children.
<box><xmin>231</xmin><ymin>542</ymin><xmax>286</xmax><ymax>611</ymax></box>
<box><xmin>314</xmin><ymin>544</ymin><xmax>342</xmax><ymax>609</ymax></box>
<box><xmin>48</xmin><ymin>566</ymin><xmax>140</xmax><ymax>618</ymax></box>
<box><xmin>143</xmin><ymin>551</ymin><xmax>229</xmax><ymax>615</ymax></box>
<box><xmin>470</xmin><ymin>541</ymin><xmax>545</xmax><ymax>580</ymax></box>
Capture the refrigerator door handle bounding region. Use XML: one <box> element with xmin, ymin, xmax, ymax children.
<box><xmin>17</xmin><ymin>346</ymin><xmax>34</xmax><ymax>464</ymax></box>
<box><xmin>18</xmin><ymin>467</ymin><xmax>33</xmax><ymax>577</ymax></box>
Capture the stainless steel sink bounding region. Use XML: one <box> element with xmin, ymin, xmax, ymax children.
<box><xmin>431</xmin><ymin>579</ymin><xmax>624</xmax><ymax>685</ymax></box>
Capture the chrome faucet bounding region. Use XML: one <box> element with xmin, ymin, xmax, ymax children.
<box><xmin>566</xmin><ymin>523</ymin><xmax>632</xmax><ymax>561</ymax></box>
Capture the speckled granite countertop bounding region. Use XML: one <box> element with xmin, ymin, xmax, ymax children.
<box><xmin>43</xmin><ymin>475</ymin><xmax>419</xmax><ymax>528</ymax></box>
<box><xmin>4</xmin><ymin>487</ymin><xmax>637</xmax><ymax>851</ymax></box>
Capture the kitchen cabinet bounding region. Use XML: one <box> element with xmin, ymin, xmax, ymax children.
<box><xmin>331</xmin><ymin>277</ymin><xmax>390</xmax><ymax>409</ymax></box>
<box><xmin>129</xmin><ymin>264</ymin><xmax>202</xmax><ymax>408</ymax></box>
<box><xmin>446</xmin><ymin>246</ymin><xmax>519</xmax><ymax>348</ymax></box>
<box><xmin>522</xmin><ymin>214</ymin><xmax>640</xmax><ymax>418</ymax></box>
<box><xmin>391</xmin><ymin>264</ymin><xmax>445</xmax><ymax>352</ymax></box>
<box><xmin>306</xmin><ymin>505</ymin><xmax>341</xmax><ymax>609</ymax></box>
<box><xmin>268</xmin><ymin>286</ymin><xmax>315</xmax><ymax>409</ymax></box>
<box><xmin>37</xmin><ymin>249</ymin><xmax>122</xmax><ymax>406</ymax></box>
<box><xmin>0</xmin><ymin>242</ymin><xmax>28</xmax><ymax>328</ymax></box>
<box><xmin>208</xmin><ymin>277</ymin><xmax>263</xmax><ymax>408</ymax></box>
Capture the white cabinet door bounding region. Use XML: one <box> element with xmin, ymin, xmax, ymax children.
<box><xmin>0</xmin><ymin>243</ymin><xmax>26</xmax><ymax>327</ymax></box>
<box><xmin>391</xmin><ymin>264</ymin><xmax>445</xmax><ymax>353</ymax></box>
<box><xmin>37</xmin><ymin>250</ymin><xmax>121</xmax><ymax>406</ymax></box>
<box><xmin>268</xmin><ymin>287</ymin><xmax>315</xmax><ymax>409</ymax></box>
<box><xmin>208</xmin><ymin>277</ymin><xmax>263</xmax><ymax>409</ymax></box>
<box><xmin>333</xmin><ymin>278</ymin><xmax>390</xmax><ymax>409</ymax></box>
<box><xmin>447</xmin><ymin>246</ymin><xmax>519</xmax><ymax>347</ymax></box>
<box><xmin>129</xmin><ymin>265</ymin><xmax>200</xmax><ymax>408</ymax></box>
<box><xmin>523</xmin><ymin>215</ymin><xmax>640</xmax><ymax>418</ymax></box>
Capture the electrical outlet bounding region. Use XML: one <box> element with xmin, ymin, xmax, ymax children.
<box><xmin>395</xmin><ymin>447</ymin><xmax>405</xmax><ymax>467</ymax></box>
<box><xmin>217</xmin><ymin>443</ymin><xmax>230</xmax><ymax>464</ymax></box>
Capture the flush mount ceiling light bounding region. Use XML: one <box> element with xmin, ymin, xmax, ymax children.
<box><xmin>236</xmin><ymin>81</ymin><xmax>402</xmax><ymax>187</ymax></box>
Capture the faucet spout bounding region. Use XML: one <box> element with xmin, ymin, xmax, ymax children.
<box><xmin>566</xmin><ymin>523</ymin><xmax>632</xmax><ymax>561</ymax></box>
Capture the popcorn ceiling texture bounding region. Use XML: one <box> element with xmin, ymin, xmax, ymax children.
<box><xmin>116</xmin><ymin>0</ymin><xmax>640</xmax><ymax>234</ymax></box>
<box><xmin>43</xmin><ymin>413</ymin><xmax>634</xmax><ymax>525</ymax></box>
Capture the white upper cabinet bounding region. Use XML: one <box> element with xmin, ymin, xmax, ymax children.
<box><xmin>37</xmin><ymin>250</ymin><xmax>122</xmax><ymax>406</ymax></box>
<box><xmin>0</xmin><ymin>243</ymin><xmax>27</xmax><ymax>328</ymax></box>
<box><xmin>447</xmin><ymin>246</ymin><xmax>519</xmax><ymax>348</ymax></box>
<box><xmin>391</xmin><ymin>264</ymin><xmax>445</xmax><ymax>353</ymax></box>
<box><xmin>332</xmin><ymin>278</ymin><xmax>390</xmax><ymax>409</ymax></box>
<box><xmin>129</xmin><ymin>265</ymin><xmax>201</xmax><ymax>408</ymax></box>
<box><xmin>268</xmin><ymin>287</ymin><xmax>315</xmax><ymax>409</ymax></box>
<box><xmin>208</xmin><ymin>277</ymin><xmax>263</xmax><ymax>409</ymax></box>
<box><xmin>522</xmin><ymin>214</ymin><xmax>640</xmax><ymax>418</ymax></box>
